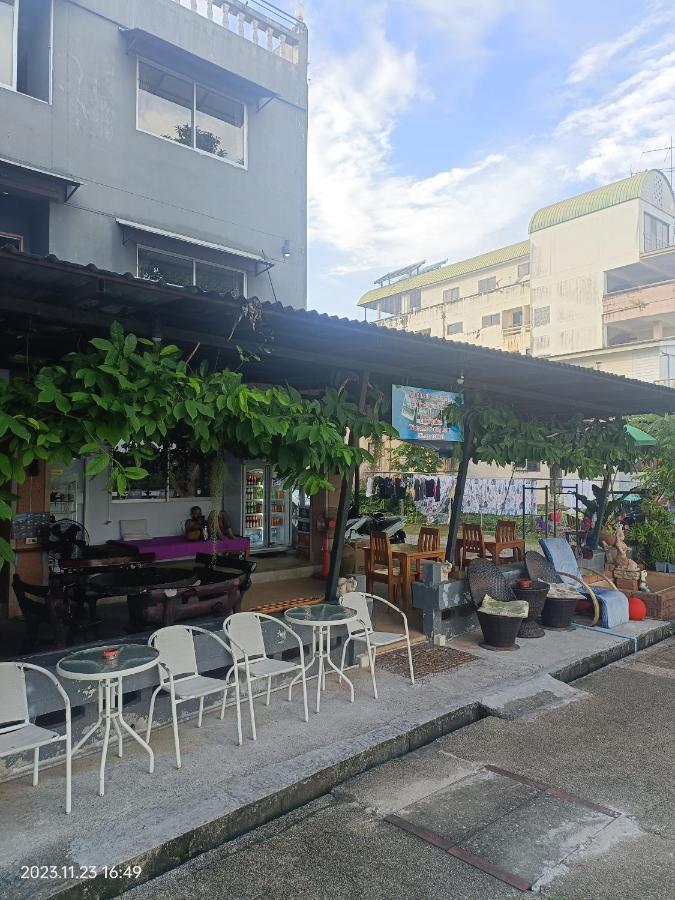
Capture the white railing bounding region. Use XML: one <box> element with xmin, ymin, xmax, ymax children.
<box><xmin>171</xmin><ymin>0</ymin><xmax>305</xmax><ymax>64</ymax></box>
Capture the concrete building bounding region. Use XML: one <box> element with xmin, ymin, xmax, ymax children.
<box><xmin>0</xmin><ymin>0</ymin><xmax>308</xmax><ymax>306</ymax></box>
<box><xmin>358</xmin><ymin>170</ymin><xmax>675</xmax><ymax>389</ymax></box>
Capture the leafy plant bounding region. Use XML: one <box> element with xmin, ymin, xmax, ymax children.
<box><xmin>0</xmin><ymin>323</ymin><xmax>396</xmax><ymax>567</ymax></box>
<box><xmin>390</xmin><ymin>443</ymin><xmax>444</xmax><ymax>474</ymax></box>
<box><xmin>629</xmin><ymin>499</ymin><xmax>675</xmax><ymax>566</ymax></box>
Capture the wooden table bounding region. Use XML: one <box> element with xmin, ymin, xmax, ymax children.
<box><xmin>391</xmin><ymin>544</ymin><xmax>446</xmax><ymax>610</ymax></box>
<box><xmin>454</xmin><ymin>534</ymin><xmax>526</xmax><ymax>568</ymax></box>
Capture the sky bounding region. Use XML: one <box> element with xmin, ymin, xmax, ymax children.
<box><xmin>301</xmin><ymin>0</ymin><xmax>675</xmax><ymax>318</ymax></box>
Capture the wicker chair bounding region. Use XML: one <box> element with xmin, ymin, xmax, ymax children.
<box><xmin>525</xmin><ymin>550</ymin><xmax>600</xmax><ymax>626</ymax></box>
<box><xmin>366</xmin><ymin>531</ymin><xmax>404</xmax><ymax>604</ymax></box>
<box><xmin>467</xmin><ymin>558</ymin><xmax>516</xmax><ymax>608</ymax></box>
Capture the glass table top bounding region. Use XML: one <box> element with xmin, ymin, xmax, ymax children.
<box><xmin>285</xmin><ymin>603</ymin><xmax>357</xmax><ymax>625</ymax></box>
<box><xmin>58</xmin><ymin>644</ymin><xmax>159</xmax><ymax>679</ymax></box>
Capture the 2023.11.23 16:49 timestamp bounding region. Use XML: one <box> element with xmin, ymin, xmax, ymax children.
<box><xmin>21</xmin><ymin>865</ymin><xmax>143</xmax><ymax>881</ymax></box>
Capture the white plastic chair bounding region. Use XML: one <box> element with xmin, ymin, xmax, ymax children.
<box><xmin>0</xmin><ymin>662</ymin><xmax>72</xmax><ymax>814</ymax></box>
<box><xmin>146</xmin><ymin>625</ymin><xmax>244</xmax><ymax>770</ymax></box>
<box><xmin>223</xmin><ymin>612</ymin><xmax>308</xmax><ymax>741</ymax></box>
<box><xmin>339</xmin><ymin>592</ymin><xmax>415</xmax><ymax>699</ymax></box>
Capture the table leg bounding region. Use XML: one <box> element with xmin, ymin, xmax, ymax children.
<box><xmin>111</xmin><ymin>680</ymin><xmax>123</xmax><ymax>758</ymax></box>
<box><xmin>322</xmin><ymin>625</ymin><xmax>354</xmax><ymax>704</ymax></box>
<box><xmin>72</xmin><ymin>682</ymin><xmax>104</xmax><ymax>755</ymax></box>
<box><xmin>116</xmin><ymin>676</ymin><xmax>154</xmax><ymax>775</ymax></box>
<box><xmin>98</xmin><ymin>680</ymin><xmax>112</xmax><ymax>797</ymax></box>
<box><xmin>401</xmin><ymin>556</ymin><xmax>411</xmax><ymax>612</ymax></box>
<box><xmin>288</xmin><ymin>629</ymin><xmax>318</xmax><ymax>700</ymax></box>
<box><xmin>316</xmin><ymin>627</ymin><xmax>324</xmax><ymax>714</ymax></box>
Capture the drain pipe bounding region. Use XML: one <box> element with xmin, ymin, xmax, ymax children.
<box><xmin>572</xmin><ymin>623</ymin><xmax>638</xmax><ymax>655</ymax></box>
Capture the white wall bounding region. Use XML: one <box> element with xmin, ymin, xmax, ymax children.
<box><xmin>529</xmin><ymin>200</ymin><xmax>642</xmax><ymax>357</ymax></box>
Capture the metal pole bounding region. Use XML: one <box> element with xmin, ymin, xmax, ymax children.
<box><xmin>445</xmin><ymin>416</ymin><xmax>475</xmax><ymax>566</ymax></box>
<box><xmin>575</xmin><ymin>489</ymin><xmax>580</xmax><ymax>549</ymax></box>
<box><xmin>544</xmin><ymin>485</ymin><xmax>549</xmax><ymax>538</ymax></box>
<box><xmin>324</xmin><ymin>373</ymin><xmax>370</xmax><ymax>603</ymax></box>
<box><xmin>522</xmin><ymin>484</ymin><xmax>526</xmax><ymax>540</ymax></box>
<box><xmin>353</xmin><ymin>463</ymin><xmax>360</xmax><ymax>517</ymax></box>
<box><xmin>553</xmin><ymin>489</ymin><xmax>557</xmax><ymax>537</ymax></box>
<box><xmin>588</xmin><ymin>470</ymin><xmax>612</xmax><ymax>551</ymax></box>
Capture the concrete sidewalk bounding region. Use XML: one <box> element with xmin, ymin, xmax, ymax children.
<box><xmin>1</xmin><ymin>618</ymin><xmax>671</xmax><ymax>900</ymax></box>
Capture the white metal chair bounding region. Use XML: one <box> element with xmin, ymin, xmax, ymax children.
<box><xmin>146</xmin><ymin>625</ymin><xmax>244</xmax><ymax>770</ymax></box>
<box><xmin>339</xmin><ymin>592</ymin><xmax>415</xmax><ymax>700</ymax></box>
<box><xmin>0</xmin><ymin>662</ymin><xmax>72</xmax><ymax>814</ymax></box>
<box><xmin>223</xmin><ymin>612</ymin><xmax>308</xmax><ymax>741</ymax></box>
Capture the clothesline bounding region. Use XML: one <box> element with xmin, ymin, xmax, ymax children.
<box><xmin>364</xmin><ymin>472</ymin><xmax>539</xmax><ymax>523</ymax></box>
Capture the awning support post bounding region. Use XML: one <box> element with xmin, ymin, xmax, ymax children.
<box><xmin>445</xmin><ymin>416</ymin><xmax>475</xmax><ymax>568</ymax></box>
<box><xmin>324</xmin><ymin>373</ymin><xmax>370</xmax><ymax>603</ymax></box>
<box><xmin>587</xmin><ymin>470</ymin><xmax>613</xmax><ymax>551</ymax></box>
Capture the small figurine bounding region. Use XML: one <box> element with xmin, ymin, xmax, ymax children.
<box><xmin>639</xmin><ymin>570</ymin><xmax>649</xmax><ymax>593</ymax></box>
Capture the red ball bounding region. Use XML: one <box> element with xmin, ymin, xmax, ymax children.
<box><xmin>628</xmin><ymin>596</ymin><xmax>647</xmax><ymax>621</ymax></box>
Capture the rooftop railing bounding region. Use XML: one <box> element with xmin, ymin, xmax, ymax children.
<box><xmin>171</xmin><ymin>0</ymin><xmax>305</xmax><ymax>64</ymax></box>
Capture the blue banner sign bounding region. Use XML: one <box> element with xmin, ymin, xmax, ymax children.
<box><xmin>391</xmin><ymin>385</ymin><xmax>463</xmax><ymax>443</ymax></box>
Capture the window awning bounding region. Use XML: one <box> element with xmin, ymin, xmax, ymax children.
<box><xmin>625</xmin><ymin>424</ymin><xmax>657</xmax><ymax>446</ymax></box>
<box><xmin>0</xmin><ymin>158</ymin><xmax>82</xmax><ymax>203</ymax></box>
<box><xmin>121</xmin><ymin>29</ymin><xmax>278</xmax><ymax>107</ymax></box>
<box><xmin>116</xmin><ymin>219</ymin><xmax>274</xmax><ymax>274</ymax></box>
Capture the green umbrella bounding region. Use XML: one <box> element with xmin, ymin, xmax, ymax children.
<box><xmin>625</xmin><ymin>424</ymin><xmax>657</xmax><ymax>446</ymax></box>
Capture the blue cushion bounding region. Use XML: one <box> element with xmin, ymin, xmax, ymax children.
<box><xmin>541</xmin><ymin>538</ymin><xmax>629</xmax><ymax>627</ymax></box>
<box><xmin>540</xmin><ymin>538</ymin><xmax>580</xmax><ymax>586</ymax></box>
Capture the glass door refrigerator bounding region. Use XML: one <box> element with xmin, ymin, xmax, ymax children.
<box><xmin>242</xmin><ymin>463</ymin><xmax>291</xmax><ymax>552</ymax></box>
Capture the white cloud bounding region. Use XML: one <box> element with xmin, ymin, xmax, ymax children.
<box><xmin>566</xmin><ymin>22</ymin><xmax>651</xmax><ymax>85</ymax></box>
<box><xmin>306</xmin><ymin>0</ymin><xmax>675</xmax><ymax>300</ymax></box>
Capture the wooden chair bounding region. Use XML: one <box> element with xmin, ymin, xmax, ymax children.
<box><xmin>460</xmin><ymin>524</ymin><xmax>486</xmax><ymax>569</ymax></box>
<box><xmin>366</xmin><ymin>531</ymin><xmax>404</xmax><ymax>604</ymax></box>
<box><xmin>490</xmin><ymin>520</ymin><xmax>519</xmax><ymax>565</ymax></box>
<box><xmin>417</xmin><ymin>527</ymin><xmax>441</xmax><ymax>553</ymax></box>
<box><xmin>415</xmin><ymin>527</ymin><xmax>441</xmax><ymax>578</ymax></box>
<box><xmin>12</xmin><ymin>576</ymin><xmax>69</xmax><ymax>652</ymax></box>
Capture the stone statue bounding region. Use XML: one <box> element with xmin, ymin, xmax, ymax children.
<box><xmin>603</xmin><ymin>523</ymin><xmax>639</xmax><ymax>573</ymax></box>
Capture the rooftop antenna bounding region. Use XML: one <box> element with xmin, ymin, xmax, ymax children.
<box><xmin>641</xmin><ymin>136</ymin><xmax>674</xmax><ymax>187</ymax></box>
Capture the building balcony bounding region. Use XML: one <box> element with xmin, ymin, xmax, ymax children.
<box><xmin>502</xmin><ymin>324</ymin><xmax>531</xmax><ymax>354</ymax></box>
<box><xmin>171</xmin><ymin>0</ymin><xmax>305</xmax><ymax>64</ymax></box>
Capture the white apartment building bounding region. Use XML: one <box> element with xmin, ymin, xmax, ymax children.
<box><xmin>358</xmin><ymin>170</ymin><xmax>675</xmax><ymax>387</ymax></box>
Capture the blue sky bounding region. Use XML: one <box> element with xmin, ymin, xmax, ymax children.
<box><xmin>301</xmin><ymin>0</ymin><xmax>675</xmax><ymax>317</ymax></box>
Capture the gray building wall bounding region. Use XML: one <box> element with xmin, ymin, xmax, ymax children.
<box><xmin>0</xmin><ymin>0</ymin><xmax>308</xmax><ymax>306</ymax></box>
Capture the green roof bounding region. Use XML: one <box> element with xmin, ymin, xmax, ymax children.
<box><xmin>529</xmin><ymin>171</ymin><xmax>654</xmax><ymax>234</ymax></box>
<box><xmin>358</xmin><ymin>240</ymin><xmax>530</xmax><ymax>307</ymax></box>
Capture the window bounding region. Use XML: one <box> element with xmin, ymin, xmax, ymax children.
<box><xmin>0</xmin><ymin>231</ymin><xmax>22</xmax><ymax>250</ymax></box>
<box><xmin>644</xmin><ymin>213</ymin><xmax>670</xmax><ymax>252</ymax></box>
<box><xmin>517</xmin><ymin>261</ymin><xmax>530</xmax><ymax>278</ymax></box>
<box><xmin>0</xmin><ymin>0</ymin><xmax>51</xmax><ymax>101</ymax></box>
<box><xmin>517</xmin><ymin>459</ymin><xmax>541</xmax><ymax>473</ymax></box>
<box><xmin>112</xmin><ymin>441</ymin><xmax>214</xmax><ymax>501</ymax></box>
<box><xmin>443</xmin><ymin>286</ymin><xmax>460</xmax><ymax>303</ymax></box>
<box><xmin>481</xmin><ymin>313</ymin><xmax>500</xmax><ymax>328</ymax></box>
<box><xmin>478</xmin><ymin>276</ymin><xmax>497</xmax><ymax>294</ymax></box>
<box><xmin>401</xmin><ymin>289</ymin><xmax>421</xmax><ymax>313</ymax></box>
<box><xmin>446</xmin><ymin>321</ymin><xmax>463</xmax><ymax>335</ymax></box>
<box><xmin>138</xmin><ymin>247</ymin><xmax>246</xmax><ymax>296</ymax></box>
<box><xmin>533</xmin><ymin>306</ymin><xmax>550</xmax><ymax>327</ymax></box>
<box><xmin>138</xmin><ymin>61</ymin><xmax>246</xmax><ymax>167</ymax></box>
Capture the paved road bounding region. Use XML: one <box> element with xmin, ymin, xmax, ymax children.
<box><xmin>126</xmin><ymin>639</ymin><xmax>675</xmax><ymax>900</ymax></box>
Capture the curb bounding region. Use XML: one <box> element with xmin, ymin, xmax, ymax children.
<box><xmin>44</xmin><ymin>622</ymin><xmax>674</xmax><ymax>899</ymax></box>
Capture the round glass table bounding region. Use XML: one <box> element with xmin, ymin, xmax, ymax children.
<box><xmin>285</xmin><ymin>604</ymin><xmax>359</xmax><ymax>713</ymax></box>
<box><xmin>57</xmin><ymin>644</ymin><xmax>159</xmax><ymax>797</ymax></box>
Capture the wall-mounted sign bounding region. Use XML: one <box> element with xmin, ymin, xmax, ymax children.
<box><xmin>391</xmin><ymin>385</ymin><xmax>463</xmax><ymax>443</ymax></box>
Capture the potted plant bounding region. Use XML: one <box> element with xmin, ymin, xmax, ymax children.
<box><xmin>629</xmin><ymin>500</ymin><xmax>675</xmax><ymax>573</ymax></box>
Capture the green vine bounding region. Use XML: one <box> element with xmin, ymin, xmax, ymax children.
<box><xmin>0</xmin><ymin>323</ymin><xmax>395</xmax><ymax>567</ymax></box>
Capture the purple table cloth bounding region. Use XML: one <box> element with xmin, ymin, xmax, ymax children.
<box><xmin>123</xmin><ymin>535</ymin><xmax>250</xmax><ymax>561</ymax></box>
